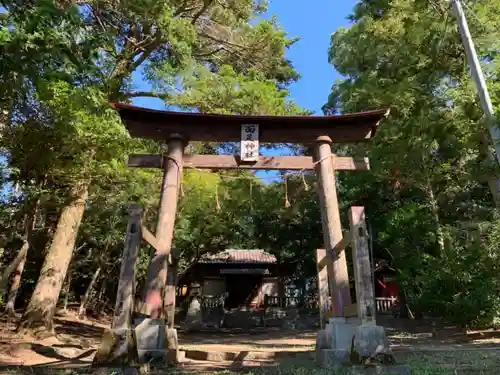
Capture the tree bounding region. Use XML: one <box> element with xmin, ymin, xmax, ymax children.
<box><xmin>324</xmin><ymin>0</ymin><xmax>500</xmax><ymax>327</ymax></box>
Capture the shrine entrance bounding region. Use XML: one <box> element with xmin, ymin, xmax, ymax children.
<box><xmin>224</xmin><ymin>273</ymin><xmax>260</xmax><ymax>309</ymax></box>
<box><xmin>92</xmin><ymin>104</ymin><xmax>389</xmax><ymax>366</ymax></box>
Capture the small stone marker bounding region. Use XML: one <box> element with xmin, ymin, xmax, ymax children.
<box><xmin>353</xmin><ymin>324</ymin><xmax>391</xmax><ymax>358</ymax></box>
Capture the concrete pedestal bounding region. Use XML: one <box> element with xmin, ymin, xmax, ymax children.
<box><xmin>133</xmin><ymin>318</ymin><xmax>166</xmax><ymax>362</ymax></box>
<box><xmin>316</xmin><ymin>317</ymin><xmax>360</xmax><ymax>368</ymax></box>
<box><xmin>326</xmin><ymin>317</ymin><xmax>361</xmax><ymax>350</ymax></box>
<box><xmin>132</xmin><ymin>318</ymin><xmax>180</xmax><ymax>364</ymax></box>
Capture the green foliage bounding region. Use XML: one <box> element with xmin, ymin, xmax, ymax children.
<box><xmin>326</xmin><ymin>0</ymin><xmax>500</xmax><ymax>327</ymax></box>
<box><xmin>410</xmin><ymin>220</ymin><xmax>500</xmax><ymax>328</ymax></box>
<box><xmin>174</xmin><ymin>171</ymin><xmax>257</xmax><ymax>259</ymax></box>
<box><xmin>171</xmin><ymin>65</ymin><xmax>308</xmax><ymax>115</ymax></box>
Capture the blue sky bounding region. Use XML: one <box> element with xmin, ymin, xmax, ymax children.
<box><xmin>263</xmin><ymin>0</ymin><xmax>356</xmax><ymax>114</ymax></box>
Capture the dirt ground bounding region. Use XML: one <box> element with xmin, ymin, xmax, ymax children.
<box><xmin>0</xmin><ymin>311</ymin><xmax>110</xmax><ymax>368</ymax></box>
<box><xmin>1</xmin><ymin>310</ymin><xmax>500</xmax><ymax>373</ymax></box>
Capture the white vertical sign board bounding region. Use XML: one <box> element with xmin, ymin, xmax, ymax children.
<box><xmin>241</xmin><ymin>124</ymin><xmax>259</xmax><ymax>162</ymax></box>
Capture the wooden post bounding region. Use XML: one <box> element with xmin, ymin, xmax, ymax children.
<box><xmin>314</xmin><ymin>136</ymin><xmax>351</xmax><ymax>317</ymax></box>
<box><xmin>93</xmin><ymin>204</ymin><xmax>142</xmax><ymax>367</ymax></box>
<box><xmin>113</xmin><ymin>204</ymin><xmax>142</xmax><ymax>329</ymax></box>
<box><xmin>316</xmin><ymin>249</ymin><xmax>332</xmax><ymax>328</ymax></box>
<box><xmin>348</xmin><ymin>206</ymin><xmax>376</xmax><ymax>325</ymax></box>
<box><xmin>142</xmin><ymin>135</ymin><xmax>185</xmax><ymax>318</ymax></box>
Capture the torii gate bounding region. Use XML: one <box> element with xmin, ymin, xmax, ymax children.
<box><xmin>92</xmin><ymin>104</ymin><xmax>389</xmax><ymax>366</ymax></box>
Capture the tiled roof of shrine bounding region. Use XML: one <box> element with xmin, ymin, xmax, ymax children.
<box><xmin>198</xmin><ymin>249</ymin><xmax>277</xmax><ymax>264</ymax></box>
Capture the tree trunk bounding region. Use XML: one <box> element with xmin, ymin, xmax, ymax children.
<box><xmin>4</xmin><ymin>205</ymin><xmax>39</xmax><ymax>316</ymax></box>
<box><xmin>78</xmin><ymin>266</ymin><xmax>101</xmax><ymax>318</ymax></box>
<box><xmin>18</xmin><ymin>182</ymin><xmax>89</xmax><ymax>336</ymax></box>
<box><xmin>4</xmin><ymin>241</ymin><xmax>29</xmax><ymax>316</ymax></box>
<box><xmin>95</xmin><ymin>281</ymin><xmax>107</xmax><ymax>316</ymax></box>
<box><xmin>62</xmin><ymin>273</ymin><xmax>72</xmax><ymax>313</ymax></box>
<box><xmin>0</xmin><ymin>237</ymin><xmax>32</xmax><ymax>294</ymax></box>
<box><xmin>426</xmin><ymin>181</ymin><xmax>445</xmax><ymax>254</ymax></box>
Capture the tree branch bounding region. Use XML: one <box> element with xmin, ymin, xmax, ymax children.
<box><xmin>0</xmin><ymin>241</ymin><xmax>29</xmax><ymax>293</ymax></box>
<box><xmin>194</xmin><ymin>47</ymin><xmax>225</xmax><ymax>58</ymax></box>
<box><xmin>123</xmin><ymin>91</ymin><xmax>170</xmax><ymax>100</ymax></box>
<box><xmin>128</xmin><ymin>30</ymin><xmax>163</xmax><ymax>72</ymax></box>
<box><xmin>200</xmin><ymin>32</ymin><xmax>246</xmax><ymax>50</ymax></box>
<box><xmin>192</xmin><ymin>0</ymin><xmax>215</xmax><ymax>25</ymax></box>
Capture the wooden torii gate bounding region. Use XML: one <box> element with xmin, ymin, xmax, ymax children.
<box><xmin>92</xmin><ymin>103</ymin><xmax>389</xmax><ymax>366</ymax></box>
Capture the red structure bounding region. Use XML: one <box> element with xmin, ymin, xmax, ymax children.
<box><xmin>374</xmin><ymin>260</ymin><xmax>399</xmax><ymax>314</ymax></box>
<box><xmin>377</xmin><ymin>277</ymin><xmax>399</xmax><ymax>299</ymax></box>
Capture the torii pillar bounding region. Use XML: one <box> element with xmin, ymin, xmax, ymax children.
<box><xmin>314</xmin><ymin>136</ymin><xmax>351</xmax><ymax>317</ymax></box>
<box><xmin>136</xmin><ymin>134</ymin><xmax>184</xmax><ymax>364</ymax></box>
<box><xmin>141</xmin><ymin>134</ymin><xmax>185</xmax><ymax>319</ymax></box>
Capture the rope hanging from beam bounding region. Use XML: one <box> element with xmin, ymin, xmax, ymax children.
<box><xmin>284</xmin><ymin>175</ymin><xmax>291</xmax><ymax>208</ymax></box>
<box><xmin>302</xmin><ymin>173</ymin><xmax>310</xmax><ymax>191</ymax></box>
<box><xmin>179</xmin><ymin>153</ymin><xmax>333</xmax><ymax>182</ymax></box>
<box><xmin>215</xmin><ymin>183</ymin><xmax>221</xmax><ymax>212</ymax></box>
<box><xmin>180</xmin><ymin>180</ymin><xmax>185</xmax><ymax>199</ymax></box>
<box><xmin>249</xmin><ymin>180</ymin><xmax>253</xmax><ymax>213</ymax></box>
<box><xmin>175</xmin><ymin>153</ymin><xmax>336</xmax><ymax>211</ymax></box>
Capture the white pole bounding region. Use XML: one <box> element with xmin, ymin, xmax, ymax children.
<box><xmin>451</xmin><ymin>0</ymin><xmax>500</xmax><ymax>160</ymax></box>
<box><xmin>450</xmin><ymin>0</ymin><xmax>500</xmax><ymax>203</ymax></box>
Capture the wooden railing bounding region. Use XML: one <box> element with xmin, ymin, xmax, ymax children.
<box><xmin>201</xmin><ymin>295</ymin><xmax>225</xmax><ymax>308</ymax></box>
<box><xmin>199</xmin><ymin>295</ymin><xmax>396</xmax><ymax>314</ymax></box>
<box><xmin>263</xmin><ymin>295</ymin><xmax>318</xmax><ymax>309</ymax></box>
<box><xmin>376</xmin><ymin>297</ymin><xmax>397</xmax><ymax>314</ymax></box>
<box><xmin>264</xmin><ymin>295</ymin><xmax>279</xmax><ymax>307</ymax></box>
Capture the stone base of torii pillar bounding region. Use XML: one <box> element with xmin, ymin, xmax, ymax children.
<box><xmin>315</xmin><ymin>207</ymin><xmax>412</xmax><ymax>375</ymax></box>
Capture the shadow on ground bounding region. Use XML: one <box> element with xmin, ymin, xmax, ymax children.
<box><xmin>52</xmin><ymin>318</ymin><xmax>104</xmax><ymax>341</ymax></box>
<box><xmin>178</xmin><ymin>327</ymin><xmax>316</xmax><ymax>349</ymax></box>
<box><xmin>1</xmin><ymin>313</ymin><xmax>500</xmax><ymax>374</ymax></box>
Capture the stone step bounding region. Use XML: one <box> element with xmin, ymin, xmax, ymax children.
<box><xmin>182</xmin><ymin>349</ymin><xmax>313</xmax><ymax>362</ymax></box>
